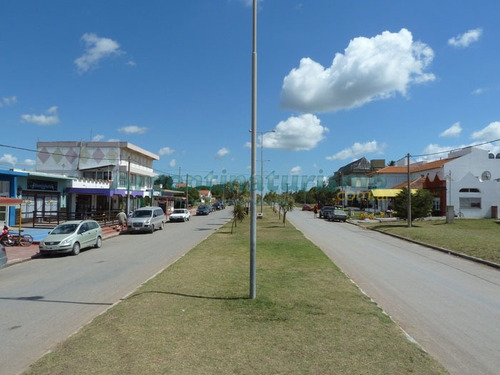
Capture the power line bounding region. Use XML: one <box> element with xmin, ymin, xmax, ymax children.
<box><xmin>411</xmin><ymin>138</ymin><xmax>500</xmax><ymax>158</ymax></box>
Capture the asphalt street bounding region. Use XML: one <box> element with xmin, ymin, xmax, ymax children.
<box><xmin>288</xmin><ymin>210</ymin><xmax>500</xmax><ymax>375</ymax></box>
<box><xmin>0</xmin><ymin>210</ymin><xmax>232</xmax><ymax>375</ymax></box>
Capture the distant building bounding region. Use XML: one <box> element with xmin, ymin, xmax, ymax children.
<box><xmin>198</xmin><ymin>189</ymin><xmax>212</xmax><ymax>204</ymax></box>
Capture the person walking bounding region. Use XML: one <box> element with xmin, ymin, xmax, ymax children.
<box><xmin>116</xmin><ymin>210</ymin><xmax>127</xmax><ymax>231</ymax></box>
<box><xmin>313</xmin><ymin>204</ymin><xmax>318</xmax><ymax>218</ymax></box>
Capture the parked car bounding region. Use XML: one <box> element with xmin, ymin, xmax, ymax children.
<box><xmin>169</xmin><ymin>208</ymin><xmax>191</xmax><ymax>222</ymax></box>
<box><xmin>196</xmin><ymin>205</ymin><xmax>211</xmax><ymax>215</ymax></box>
<box><xmin>328</xmin><ymin>209</ymin><xmax>348</xmax><ymax>222</ymax></box>
<box><xmin>319</xmin><ymin>206</ymin><xmax>335</xmax><ymax>219</ymax></box>
<box><xmin>39</xmin><ymin>220</ymin><xmax>103</xmax><ymax>256</ymax></box>
<box><xmin>0</xmin><ymin>244</ymin><xmax>7</xmax><ymax>269</ymax></box>
<box><xmin>212</xmin><ymin>202</ymin><xmax>222</xmax><ymax>211</ymax></box>
<box><xmin>302</xmin><ymin>204</ymin><xmax>312</xmax><ymax>211</ymax></box>
<box><xmin>127</xmin><ymin>206</ymin><xmax>166</xmax><ymax>233</ymax></box>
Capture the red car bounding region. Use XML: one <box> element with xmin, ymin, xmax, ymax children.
<box><xmin>302</xmin><ymin>204</ymin><xmax>313</xmax><ymax>211</ymax></box>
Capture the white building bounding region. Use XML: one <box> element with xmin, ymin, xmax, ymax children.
<box><xmin>444</xmin><ymin>147</ymin><xmax>500</xmax><ymax>218</ymax></box>
<box><xmin>36</xmin><ymin>141</ymin><xmax>159</xmax><ymax>214</ymax></box>
<box><xmin>370</xmin><ymin>147</ymin><xmax>500</xmax><ymax>218</ymax></box>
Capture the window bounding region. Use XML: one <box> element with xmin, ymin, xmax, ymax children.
<box><xmin>83</xmin><ymin>171</ymin><xmax>112</xmax><ymax>180</ymax></box>
<box><xmin>459</xmin><ymin>188</ymin><xmax>480</xmax><ymax>193</ymax></box>
<box><xmin>432</xmin><ymin>198</ymin><xmax>440</xmax><ymax>211</ymax></box>
<box><xmin>459</xmin><ymin>197</ymin><xmax>481</xmax><ymax>209</ymax></box>
<box><xmin>119</xmin><ymin>171</ymin><xmax>127</xmax><ymax>186</ymax></box>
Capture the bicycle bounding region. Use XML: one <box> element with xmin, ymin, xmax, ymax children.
<box><xmin>0</xmin><ymin>232</ymin><xmax>34</xmax><ymax>247</ymax></box>
<box><xmin>454</xmin><ymin>210</ymin><xmax>464</xmax><ymax>218</ymax></box>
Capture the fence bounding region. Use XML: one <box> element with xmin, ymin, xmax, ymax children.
<box><xmin>19</xmin><ymin>209</ymin><xmax>122</xmax><ymax>229</ymax></box>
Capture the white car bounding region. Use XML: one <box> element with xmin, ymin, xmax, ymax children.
<box><xmin>169</xmin><ymin>208</ymin><xmax>191</xmax><ymax>222</ymax></box>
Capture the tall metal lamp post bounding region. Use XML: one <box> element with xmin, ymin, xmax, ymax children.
<box><xmin>259</xmin><ymin>130</ymin><xmax>275</xmax><ymax>213</ymax></box>
<box><xmin>249</xmin><ymin>0</ymin><xmax>258</xmax><ymax>300</ymax></box>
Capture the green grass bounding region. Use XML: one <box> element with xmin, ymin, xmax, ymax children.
<box><xmin>362</xmin><ymin>219</ymin><xmax>500</xmax><ymax>264</ymax></box>
<box><xmin>24</xmin><ymin>209</ymin><xmax>448</xmax><ymax>375</ymax></box>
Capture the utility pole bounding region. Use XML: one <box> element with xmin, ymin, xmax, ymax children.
<box><xmin>186</xmin><ymin>173</ymin><xmax>189</xmax><ymax>209</ymax></box>
<box><xmin>126</xmin><ymin>156</ymin><xmax>131</xmax><ymax>214</ymax></box>
<box><xmin>407</xmin><ymin>153</ymin><xmax>411</xmax><ymax>227</ymax></box>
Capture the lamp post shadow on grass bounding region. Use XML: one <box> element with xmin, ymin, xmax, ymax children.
<box><xmin>127</xmin><ymin>290</ymin><xmax>249</xmax><ymax>301</ymax></box>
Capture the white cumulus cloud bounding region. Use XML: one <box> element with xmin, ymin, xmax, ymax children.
<box><xmin>216</xmin><ymin>148</ymin><xmax>230</xmax><ymax>158</ymax></box>
<box><xmin>440</xmin><ymin>122</ymin><xmax>462</xmax><ymax>137</ymax></box>
<box><xmin>0</xmin><ymin>154</ymin><xmax>18</xmax><ymax>167</ymax></box>
<box><xmin>0</xmin><ymin>96</ymin><xmax>17</xmax><ymax>107</ymax></box>
<box><xmin>169</xmin><ymin>159</ymin><xmax>177</xmax><ymax>168</ymax></box>
<box><xmin>92</xmin><ymin>134</ymin><xmax>105</xmax><ymax>141</ymax></box>
<box><xmin>264</xmin><ymin>114</ymin><xmax>328</xmax><ymax>151</ymax></box>
<box><xmin>118</xmin><ymin>125</ymin><xmax>147</xmax><ymax>134</ymax></box>
<box><xmin>448</xmin><ymin>28</ymin><xmax>482</xmax><ymax>48</ymax></box>
<box><xmin>159</xmin><ymin>147</ymin><xmax>175</xmax><ymax>156</ymax></box>
<box><xmin>20</xmin><ymin>106</ymin><xmax>60</xmax><ymax>125</ymax></box>
<box><xmin>280</xmin><ymin>28</ymin><xmax>435</xmax><ymax>112</ymax></box>
<box><xmin>75</xmin><ymin>33</ymin><xmax>123</xmax><ymax>74</ymax></box>
<box><xmin>471</xmin><ymin>121</ymin><xmax>500</xmax><ymax>141</ymax></box>
<box><xmin>326</xmin><ymin>140</ymin><xmax>383</xmax><ymax>161</ymax></box>
<box><xmin>290</xmin><ymin>166</ymin><xmax>302</xmax><ymax>175</ymax></box>
<box><xmin>21</xmin><ymin>159</ymin><xmax>36</xmax><ymax>167</ymax></box>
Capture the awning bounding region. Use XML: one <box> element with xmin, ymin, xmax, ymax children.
<box><xmin>371</xmin><ymin>189</ymin><xmax>418</xmax><ymax>198</ymax></box>
<box><xmin>78</xmin><ymin>164</ymin><xmax>115</xmax><ymax>171</ymax></box>
<box><xmin>66</xmin><ymin>188</ymin><xmax>113</xmax><ymax>196</ymax></box>
<box><xmin>110</xmin><ymin>189</ymin><xmax>146</xmax><ymax>197</ymax></box>
<box><xmin>0</xmin><ymin>197</ymin><xmax>23</xmax><ymax>205</ymax></box>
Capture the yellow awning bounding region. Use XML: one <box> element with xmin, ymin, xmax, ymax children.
<box><xmin>371</xmin><ymin>189</ymin><xmax>417</xmax><ymax>198</ymax></box>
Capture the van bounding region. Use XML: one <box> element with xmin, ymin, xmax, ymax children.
<box><xmin>127</xmin><ymin>206</ymin><xmax>166</xmax><ymax>233</ymax></box>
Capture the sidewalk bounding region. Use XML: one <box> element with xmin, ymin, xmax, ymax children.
<box><xmin>5</xmin><ymin>226</ymin><xmax>121</xmax><ymax>266</ymax></box>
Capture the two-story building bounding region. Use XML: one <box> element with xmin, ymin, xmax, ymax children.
<box><xmin>36</xmin><ymin>141</ymin><xmax>159</xmax><ymax>215</ymax></box>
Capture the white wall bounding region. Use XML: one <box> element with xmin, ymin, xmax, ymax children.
<box><xmin>445</xmin><ymin>148</ymin><xmax>500</xmax><ymax>218</ymax></box>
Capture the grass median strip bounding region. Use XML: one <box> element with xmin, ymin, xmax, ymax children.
<box><xmin>24</xmin><ymin>209</ymin><xmax>447</xmax><ymax>375</ymax></box>
<box><xmin>362</xmin><ymin>218</ymin><xmax>500</xmax><ymax>265</ymax></box>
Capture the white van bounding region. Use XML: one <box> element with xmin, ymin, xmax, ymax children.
<box><xmin>127</xmin><ymin>206</ymin><xmax>166</xmax><ymax>233</ymax></box>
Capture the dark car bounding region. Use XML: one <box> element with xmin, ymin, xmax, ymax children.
<box><xmin>196</xmin><ymin>205</ymin><xmax>211</xmax><ymax>215</ymax></box>
<box><xmin>328</xmin><ymin>209</ymin><xmax>348</xmax><ymax>222</ymax></box>
<box><xmin>319</xmin><ymin>206</ymin><xmax>335</xmax><ymax>219</ymax></box>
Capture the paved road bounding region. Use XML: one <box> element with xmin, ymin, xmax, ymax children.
<box><xmin>0</xmin><ymin>210</ymin><xmax>232</xmax><ymax>375</ymax></box>
<box><xmin>288</xmin><ymin>210</ymin><xmax>500</xmax><ymax>375</ymax></box>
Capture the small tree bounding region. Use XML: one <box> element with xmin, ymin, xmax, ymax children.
<box><xmin>394</xmin><ymin>188</ymin><xmax>434</xmax><ymax>221</ymax></box>
<box><xmin>279</xmin><ymin>193</ymin><xmax>295</xmax><ymax>226</ymax></box>
<box><xmin>231</xmin><ymin>203</ymin><xmax>246</xmax><ymax>233</ymax></box>
<box><xmin>264</xmin><ymin>191</ymin><xmax>278</xmax><ymax>212</ymax></box>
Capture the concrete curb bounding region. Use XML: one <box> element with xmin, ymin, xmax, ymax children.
<box><xmin>354</xmin><ymin>221</ymin><xmax>500</xmax><ymax>270</ymax></box>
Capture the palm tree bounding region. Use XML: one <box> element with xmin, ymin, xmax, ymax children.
<box><xmin>231</xmin><ymin>202</ymin><xmax>246</xmax><ymax>234</ymax></box>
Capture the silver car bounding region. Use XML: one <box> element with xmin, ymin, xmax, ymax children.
<box><xmin>0</xmin><ymin>244</ymin><xmax>7</xmax><ymax>269</ymax></box>
<box><xmin>39</xmin><ymin>220</ymin><xmax>103</xmax><ymax>256</ymax></box>
<box><xmin>127</xmin><ymin>206</ymin><xmax>166</xmax><ymax>233</ymax></box>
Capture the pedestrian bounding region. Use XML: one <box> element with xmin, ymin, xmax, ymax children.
<box><xmin>116</xmin><ymin>210</ymin><xmax>127</xmax><ymax>231</ymax></box>
<box><xmin>313</xmin><ymin>204</ymin><xmax>318</xmax><ymax>218</ymax></box>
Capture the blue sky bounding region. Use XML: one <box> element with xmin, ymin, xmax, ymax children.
<box><xmin>1</xmin><ymin>0</ymin><xmax>500</xmax><ymax>188</ymax></box>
